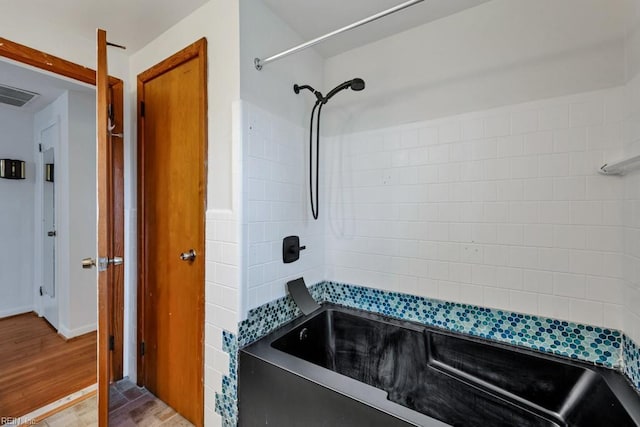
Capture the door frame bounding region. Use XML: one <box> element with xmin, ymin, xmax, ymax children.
<box><xmin>136</xmin><ymin>38</ymin><xmax>207</xmax><ymax>422</ymax></box>
<box><xmin>0</xmin><ymin>35</ymin><xmax>125</xmax><ymax>406</ymax></box>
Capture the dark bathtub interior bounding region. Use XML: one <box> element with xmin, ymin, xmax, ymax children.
<box><xmin>271</xmin><ymin>309</ymin><xmax>637</xmax><ymax>427</ymax></box>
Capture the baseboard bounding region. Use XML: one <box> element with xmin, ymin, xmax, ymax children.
<box><xmin>0</xmin><ymin>306</ymin><xmax>33</xmax><ymax>319</ymax></box>
<box><xmin>57</xmin><ymin>323</ymin><xmax>97</xmax><ymax>340</ymax></box>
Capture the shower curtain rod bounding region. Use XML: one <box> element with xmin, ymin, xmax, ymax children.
<box><xmin>599</xmin><ymin>153</ymin><xmax>640</xmax><ymax>175</ymax></box>
<box><xmin>254</xmin><ymin>0</ymin><xmax>425</xmax><ymax>70</ymax></box>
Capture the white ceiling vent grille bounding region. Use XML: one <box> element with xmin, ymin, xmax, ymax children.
<box><xmin>0</xmin><ymin>84</ymin><xmax>39</xmax><ymax>107</ymax></box>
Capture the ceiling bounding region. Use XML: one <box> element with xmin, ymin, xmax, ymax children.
<box><xmin>262</xmin><ymin>0</ymin><xmax>491</xmax><ymax>57</ymax></box>
<box><xmin>0</xmin><ymin>58</ymin><xmax>93</xmax><ymax>113</ymax></box>
<box><xmin>0</xmin><ymin>0</ymin><xmax>489</xmax><ymax>58</ymax></box>
<box><xmin>0</xmin><ymin>0</ymin><xmax>210</xmax><ymax>52</ymax></box>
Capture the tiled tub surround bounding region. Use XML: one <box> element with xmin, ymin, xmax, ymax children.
<box><xmin>242</xmin><ymin>102</ymin><xmax>325</xmax><ymax>315</ymax></box>
<box><xmin>215</xmin><ymin>281</ymin><xmax>640</xmax><ymax>425</ymax></box>
<box><xmin>324</xmin><ymin>87</ymin><xmax>628</xmax><ymax>330</ymax></box>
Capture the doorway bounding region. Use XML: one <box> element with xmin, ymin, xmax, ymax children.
<box><xmin>0</xmin><ymin>37</ymin><xmax>124</xmax><ymax>424</ymax></box>
<box><xmin>0</xmin><ymin>57</ymin><xmax>97</xmax><ymax>419</ymax></box>
<box><xmin>137</xmin><ymin>38</ymin><xmax>207</xmax><ymax>427</ymax></box>
<box><xmin>41</xmin><ymin>145</ymin><xmax>56</xmax><ymax>327</ymax></box>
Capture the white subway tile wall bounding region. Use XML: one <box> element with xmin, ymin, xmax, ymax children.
<box><xmin>242</xmin><ymin>103</ymin><xmax>325</xmax><ymax>314</ymax></box>
<box><xmin>205</xmin><ymin>209</ymin><xmax>239</xmax><ymax>424</ymax></box>
<box><xmin>204</xmin><ymin>100</ymin><xmax>244</xmax><ymax>426</ymax></box>
<box><xmin>325</xmin><ymin>88</ymin><xmax>627</xmax><ymax>329</ymax></box>
<box><xmin>623</xmin><ymin>74</ymin><xmax>640</xmax><ymax>344</ymax></box>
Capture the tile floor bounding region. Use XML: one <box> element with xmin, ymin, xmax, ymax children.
<box><xmin>33</xmin><ymin>397</ymin><xmax>96</xmax><ymax>427</ymax></box>
<box><xmin>35</xmin><ymin>380</ymin><xmax>192</xmax><ymax>427</ymax></box>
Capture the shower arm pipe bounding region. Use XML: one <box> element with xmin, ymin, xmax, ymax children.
<box><xmin>254</xmin><ymin>0</ymin><xmax>425</xmax><ymax>71</ymax></box>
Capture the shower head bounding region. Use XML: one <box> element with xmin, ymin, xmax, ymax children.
<box><xmin>350</xmin><ymin>78</ymin><xmax>366</xmax><ymax>91</ymax></box>
<box><xmin>323</xmin><ymin>78</ymin><xmax>366</xmax><ymax>103</ymax></box>
<box><xmin>293</xmin><ymin>76</ymin><xmax>366</xmax><ymax>221</ymax></box>
<box><xmin>294</xmin><ymin>78</ymin><xmax>366</xmax><ymax>105</ymax></box>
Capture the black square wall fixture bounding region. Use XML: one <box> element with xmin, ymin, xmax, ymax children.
<box><xmin>283</xmin><ymin>235</ymin><xmax>306</xmax><ymax>263</ymax></box>
<box><xmin>0</xmin><ymin>159</ymin><xmax>25</xmax><ymax>179</ymax></box>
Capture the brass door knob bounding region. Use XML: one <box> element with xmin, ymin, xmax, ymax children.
<box><xmin>82</xmin><ymin>258</ymin><xmax>96</xmax><ymax>269</ymax></box>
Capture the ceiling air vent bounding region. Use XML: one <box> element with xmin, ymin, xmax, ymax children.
<box><xmin>0</xmin><ymin>84</ymin><xmax>39</xmax><ymax>107</ymax></box>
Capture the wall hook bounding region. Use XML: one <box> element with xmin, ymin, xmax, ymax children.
<box><xmin>108</xmin><ymin>117</ymin><xmax>123</xmax><ymax>139</ymax></box>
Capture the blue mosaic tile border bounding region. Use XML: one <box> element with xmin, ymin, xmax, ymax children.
<box><xmin>237</xmin><ymin>282</ymin><xmax>325</xmax><ymax>347</ymax></box>
<box><xmin>323</xmin><ymin>281</ymin><xmax>622</xmax><ymax>367</ymax></box>
<box><xmin>624</xmin><ymin>335</ymin><xmax>640</xmax><ymax>390</ymax></box>
<box><xmin>215</xmin><ymin>331</ymin><xmax>238</xmax><ymax>426</ymax></box>
<box><xmin>215</xmin><ymin>280</ymin><xmax>639</xmax><ymax>425</ymax></box>
<box><xmin>214</xmin><ymin>283</ymin><xmax>326</xmax><ymax>424</ymax></box>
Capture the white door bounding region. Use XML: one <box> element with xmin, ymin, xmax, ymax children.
<box><xmin>41</xmin><ymin>131</ymin><xmax>58</xmax><ymax>328</ymax></box>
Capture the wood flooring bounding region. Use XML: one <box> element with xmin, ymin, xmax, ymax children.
<box><xmin>0</xmin><ymin>313</ymin><xmax>96</xmax><ymax>419</ymax></box>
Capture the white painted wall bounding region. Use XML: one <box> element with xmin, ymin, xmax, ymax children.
<box><xmin>323</xmin><ymin>0</ymin><xmax>627</xmax><ymax>135</ymax></box>
<box><xmin>0</xmin><ymin>106</ymin><xmax>35</xmax><ymax>318</ymax></box>
<box><xmin>34</xmin><ymin>90</ymin><xmax>97</xmax><ymax>338</ymax></box>
<box><xmin>0</xmin><ymin>16</ymin><xmax>129</xmax><ymax>84</ymax></box>
<box><xmin>626</xmin><ymin>0</ymin><xmax>640</xmax><ymax>80</ymax></box>
<box><xmin>239</xmin><ymin>0</ymin><xmax>324</xmax><ymax>127</ymax></box>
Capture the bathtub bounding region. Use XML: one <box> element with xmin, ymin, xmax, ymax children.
<box><xmin>238</xmin><ymin>304</ymin><xmax>640</xmax><ymax>426</ymax></box>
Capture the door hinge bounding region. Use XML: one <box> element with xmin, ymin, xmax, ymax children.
<box><xmin>109</xmin><ymin>256</ymin><xmax>124</xmax><ymax>266</ymax></box>
<box><xmin>109</xmin><ymin>335</ymin><xmax>115</xmax><ymax>351</ymax></box>
<box><xmin>140</xmin><ymin>101</ymin><xmax>145</xmax><ymax>117</ymax></box>
<box><xmin>39</xmin><ymin>286</ymin><xmax>43</xmax><ymax>296</ymax></box>
<box><xmin>140</xmin><ymin>342</ymin><xmax>145</xmax><ymax>356</ymax></box>
<box><xmin>38</xmin><ymin>143</ymin><xmax>42</xmax><ymax>153</ymax></box>
<box><xmin>91</xmin><ymin>256</ymin><xmax>123</xmax><ymax>272</ymax></box>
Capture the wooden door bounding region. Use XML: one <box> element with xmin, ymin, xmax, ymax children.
<box><xmin>138</xmin><ymin>39</ymin><xmax>207</xmax><ymax>427</ymax></box>
<box><xmin>96</xmin><ymin>28</ymin><xmax>127</xmax><ymax>426</ymax></box>
<box><xmin>96</xmin><ymin>28</ymin><xmax>112</xmax><ymax>427</ymax></box>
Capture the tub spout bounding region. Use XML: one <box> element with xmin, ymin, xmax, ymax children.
<box><xmin>287</xmin><ymin>278</ymin><xmax>321</xmax><ymax>315</ymax></box>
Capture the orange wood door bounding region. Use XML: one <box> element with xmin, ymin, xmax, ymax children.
<box><xmin>138</xmin><ymin>39</ymin><xmax>206</xmax><ymax>427</ymax></box>
<box><xmin>96</xmin><ymin>28</ymin><xmax>112</xmax><ymax>427</ymax></box>
<box><xmin>110</xmin><ymin>79</ymin><xmax>126</xmax><ymax>383</ymax></box>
